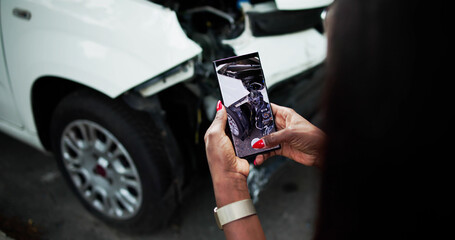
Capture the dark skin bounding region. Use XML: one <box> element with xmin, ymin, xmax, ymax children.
<box><xmin>253</xmin><ymin>103</ymin><xmax>326</xmax><ymax>167</ymax></box>
<box><xmin>204</xmin><ymin>102</ymin><xmax>265</xmax><ymax>239</ymax></box>
<box><xmin>204</xmin><ymin>102</ymin><xmax>325</xmax><ymax>239</ymax></box>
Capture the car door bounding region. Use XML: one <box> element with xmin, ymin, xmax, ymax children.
<box><xmin>0</xmin><ymin>29</ymin><xmax>22</xmax><ymax>127</ymax></box>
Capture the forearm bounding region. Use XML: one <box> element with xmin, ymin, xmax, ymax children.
<box><xmin>223</xmin><ymin>214</ymin><xmax>265</xmax><ymax>240</ymax></box>
<box><xmin>212</xmin><ymin>175</ymin><xmax>266</xmax><ymax>240</ymax></box>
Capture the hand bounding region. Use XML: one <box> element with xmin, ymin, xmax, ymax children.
<box><xmin>254</xmin><ymin>103</ymin><xmax>326</xmax><ymax>167</ymax></box>
<box><xmin>205</xmin><ymin>101</ymin><xmax>265</xmax><ymax>239</ymax></box>
<box><xmin>204</xmin><ymin>101</ymin><xmax>251</xmax><ymax>207</ymax></box>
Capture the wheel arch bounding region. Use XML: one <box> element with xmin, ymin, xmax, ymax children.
<box><xmin>31</xmin><ymin>76</ymin><xmax>108</xmax><ymax>151</ymax></box>
<box><xmin>31</xmin><ymin>76</ymin><xmax>187</xmax><ymax>187</ymax></box>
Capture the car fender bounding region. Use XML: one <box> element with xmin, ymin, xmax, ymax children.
<box><xmin>1</xmin><ymin>0</ymin><xmax>201</xmax><ymax>133</ymax></box>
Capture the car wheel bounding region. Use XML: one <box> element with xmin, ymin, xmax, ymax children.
<box><xmin>226</xmin><ymin>107</ymin><xmax>248</xmax><ymax>140</ymax></box>
<box><xmin>226</xmin><ymin>108</ymin><xmax>242</xmax><ymax>137</ymax></box>
<box><xmin>50</xmin><ymin>89</ymin><xmax>176</xmax><ymax>232</ymax></box>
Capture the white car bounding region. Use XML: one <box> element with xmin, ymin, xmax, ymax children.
<box><xmin>0</xmin><ymin>0</ymin><xmax>331</xmax><ymax>231</ymax></box>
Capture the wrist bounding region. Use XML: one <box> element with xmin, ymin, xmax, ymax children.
<box><xmin>212</xmin><ymin>173</ymin><xmax>250</xmax><ymax>207</ymax></box>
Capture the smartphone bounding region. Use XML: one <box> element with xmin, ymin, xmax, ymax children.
<box><xmin>213</xmin><ymin>52</ymin><xmax>280</xmax><ymax>159</ymax></box>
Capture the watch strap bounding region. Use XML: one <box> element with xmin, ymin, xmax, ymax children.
<box><xmin>214</xmin><ymin>199</ymin><xmax>256</xmax><ymax>229</ymax></box>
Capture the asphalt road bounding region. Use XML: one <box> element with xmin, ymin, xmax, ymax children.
<box><xmin>0</xmin><ymin>131</ymin><xmax>321</xmax><ymax>240</ymax></box>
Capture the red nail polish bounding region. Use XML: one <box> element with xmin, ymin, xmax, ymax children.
<box><xmin>216</xmin><ymin>100</ymin><xmax>222</xmax><ymax>111</ymax></box>
<box><xmin>253</xmin><ymin>159</ymin><xmax>257</xmax><ymax>166</ymax></box>
<box><xmin>252</xmin><ymin>139</ymin><xmax>265</xmax><ymax>149</ymax></box>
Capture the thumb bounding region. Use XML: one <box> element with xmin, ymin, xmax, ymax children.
<box><xmin>204</xmin><ymin>101</ymin><xmax>228</xmax><ymax>145</ymax></box>
<box><xmin>212</xmin><ymin>101</ymin><xmax>227</xmax><ymax>131</ymax></box>
<box><xmin>260</xmin><ymin>128</ymin><xmax>292</xmax><ymax>148</ymax></box>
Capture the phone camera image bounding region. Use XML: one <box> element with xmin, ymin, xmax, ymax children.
<box><xmin>214</xmin><ymin>52</ymin><xmax>280</xmax><ymax>158</ymax></box>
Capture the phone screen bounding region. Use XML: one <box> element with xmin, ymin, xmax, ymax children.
<box><xmin>213</xmin><ymin>52</ymin><xmax>280</xmax><ymax>159</ymax></box>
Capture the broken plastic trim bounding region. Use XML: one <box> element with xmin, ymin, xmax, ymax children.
<box><xmin>247</xmin><ymin>7</ymin><xmax>325</xmax><ymax>37</ymax></box>
<box><xmin>133</xmin><ymin>58</ymin><xmax>198</xmax><ymax>97</ymax></box>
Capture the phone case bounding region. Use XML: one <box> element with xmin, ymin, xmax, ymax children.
<box><xmin>213</xmin><ymin>52</ymin><xmax>281</xmax><ymax>159</ymax></box>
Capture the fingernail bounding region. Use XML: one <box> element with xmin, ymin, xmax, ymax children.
<box><xmin>216</xmin><ymin>100</ymin><xmax>222</xmax><ymax>112</ymax></box>
<box><xmin>253</xmin><ymin>159</ymin><xmax>257</xmax><ymax>166</ymax></box>
<box><xmin>252</xmin><ymin>139</ymin><xmax>265</xmax><ymax>149</ymax></box>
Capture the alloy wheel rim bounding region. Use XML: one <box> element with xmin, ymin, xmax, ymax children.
<box><xmin>227</xmin><ymin>114</ymin><xmax>240</xmax><ymax>136</ymax></box>
<box><xmin>60</xmin><ymin>120</ymin><xmax>142</xmax><ymax>220</ymax></box>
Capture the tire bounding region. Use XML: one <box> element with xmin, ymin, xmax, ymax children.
<box><xmin>226</xmin><ymin>106</ymin><xmax>252</xmax><ymax>141</ymax></box>
<box><xmin>226</xmin><ymin>107</ymin><xmax>244</xmax><ymax>138</ymax></box>
<box><xmin>50</xmin><ymin>89</ymin><xmax>176</xmax><ymax>232</ymax></box>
